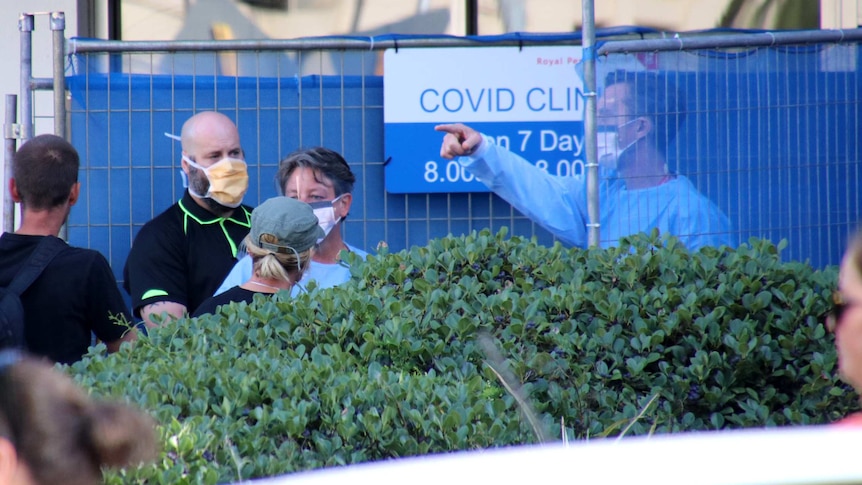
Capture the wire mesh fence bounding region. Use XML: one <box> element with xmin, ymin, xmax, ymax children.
<box><xmin>14</xmin><ymin>29</ymin><xmax>862</xmax><ymax>289</ymax></box>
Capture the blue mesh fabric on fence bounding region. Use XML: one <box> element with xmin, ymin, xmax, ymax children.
<box><xmin>66</xmin><ymin>33</ymin><xmax>861</xmax><ymax>297</ymax></box>
<box><xmin>67</xmin><ymin>70</ymin><xmax>556</xmax><ymax>291</ymax></box>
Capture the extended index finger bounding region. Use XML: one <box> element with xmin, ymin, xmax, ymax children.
<box><xmin>434</xmin><ymin>123</ymin><xmax>466</xmax><ymax>136</ymax></box>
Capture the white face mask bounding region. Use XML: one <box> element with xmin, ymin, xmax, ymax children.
<box><xmin>596</xmin><ymin>129</ymin><xmax>622</xmax><ymax>170</ymax></box>
<box><xmin>308</xmin><ymin>194</ymin><xmax>345</xmax><ymax>241</ymax></box>
<box><xmin>183</xmin><ymin>155</ymin><xmax>249</xmax><ymax>208</ymax></box>
<box><xmin>596</xmin><ymin>119</ymin><xmax>640</xmax><ymax>171</ymax></box>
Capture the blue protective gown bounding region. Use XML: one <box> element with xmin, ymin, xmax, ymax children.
<box><xmin>460</xmin><ymin>135</ymin><xmax>734</xmax><ymax>251</ymax></box>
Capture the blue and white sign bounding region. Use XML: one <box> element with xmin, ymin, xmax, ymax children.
<box><xmin>384</xmin><ymin>46</ymin><xmax>585</xmax><ymax>193</ymax></box>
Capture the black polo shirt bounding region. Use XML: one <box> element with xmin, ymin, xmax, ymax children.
<box><xmin>123</xmin><ymin>190</ymin><xmax>253</xmax><ymax>317</ymax></box>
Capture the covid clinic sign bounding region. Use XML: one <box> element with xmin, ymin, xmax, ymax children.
<box><xmin>383</xmin><ymin>46</ymin><xmax>585</xmax><ymax>193</ymax></box>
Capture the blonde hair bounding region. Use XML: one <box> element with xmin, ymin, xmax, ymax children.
<box><xmin>244</xmin><ymin>233</ymin><xmax>313</xmax><ymax>283</ymax></box>
<box><xmin>0</xmin><ymin>352</ymin><xmax>158</xmax><ymax>485</ymax></box>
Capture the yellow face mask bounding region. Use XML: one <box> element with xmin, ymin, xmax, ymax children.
<box><xmin>184</xmin><ymin>156</ymin><xmax>249</xmax><ymax>208</ymax></box>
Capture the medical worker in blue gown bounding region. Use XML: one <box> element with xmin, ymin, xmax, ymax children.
<box><xmin>436</xmin><ymin>70</ymin><xmax>734</xmax><ymax>251</ymax></box>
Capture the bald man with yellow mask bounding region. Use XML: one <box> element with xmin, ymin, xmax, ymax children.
<box><xmin>124</xmin><ymin>111</ymin><xmax>253</xmax><ymax>327</ymax></box>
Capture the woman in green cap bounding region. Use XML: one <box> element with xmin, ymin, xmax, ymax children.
<box><xmin>192</xmin><ymin>196</ymin><xmax>323</xmax><ymax>317</ymax></box>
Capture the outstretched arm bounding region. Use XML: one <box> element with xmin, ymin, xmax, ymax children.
<box><xmin>435</xmin><ymin>123</ymin><xmax>484</xmax><ymax>159</ymax></box>
<box><xmin>434</xmin><ymin>124</ymin><xmax>589</xmax><ymax>248</ymax></box>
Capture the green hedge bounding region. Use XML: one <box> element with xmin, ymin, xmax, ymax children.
<box><xmin>69</xmin><ymin>229</ymin><xmax>857</xmax><ymax>484</ymax></box>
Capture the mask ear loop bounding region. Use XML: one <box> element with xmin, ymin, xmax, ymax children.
<box><xmin>332</xmin><ymin>193</ymin><xmax>348</xmax><ymax>223</ymax></box>
<box><xmin>182</xmin><ymin>156</ymin><xmax>210</xmax><ymax>199</ymax></box>
<box><xmin>167</xmin><ymin>132</ymin><xmax>187</xmax><ymax>188</ymax></box>
<box><xmin>289</xmin><ymin>246</ymin><xmax>302</xmax><ymax>273</ymax></box>
<box><xmin>261</xmin><ymin>244</ymin><xmax>303</xmax><ymax>278</ymax></box>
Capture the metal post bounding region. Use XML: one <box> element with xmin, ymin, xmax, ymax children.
<box><xmin>18</xmin><ymin>14</ymin><xmax>34</xmax><ymax>142</ymax></box>
<box><xmin>51</xmin><ymin>11</ymin><xmax>68</xmax><ymax>241</ymax></box>
<box><xmin>465</xmin><ymin>0</ymin><xmax>478</xmax><ymax>35</ymax></box>
<box><xmin>582</xmin><ymin>0</ymin><xmax>599</xmax><ymax>247</ymax></box>
<box><xmin>3</xmin><ymin>95</ymin><xmax>19</xmax><ymax>234</ymax></box>
<box><xmin>108</xmin><ymin>1</ymin><xmax>122</xmax><ymax>40</ymax></box>
<box><xmin>51</xmin><ymin>12</ymin><xmax>67</xmax><ymax>140</ymax></box>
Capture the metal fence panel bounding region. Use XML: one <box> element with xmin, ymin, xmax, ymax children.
<box><xmin>59</xmin><ymin>32</ymin><xmax>862</xmax><ymax>291</ymax></box>
<box><xmin>67</xmin><ymin>49</ymin><xmax>556</xmax><ymax>289</ymax></box>
<box><xmin>592</xmin><ymin>45</ymin><xmax>860</xmax><ymax>266</ymax></box>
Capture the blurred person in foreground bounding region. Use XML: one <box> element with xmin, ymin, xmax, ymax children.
<box><xmin>194</xmin><ymin>196</ymin><xmax>322</xmax><ymax>317</ymax></box>
<box><xmin>0</xmin><ymin>134</ymin><xmax>135</xmax><ymax>363</ymax></box>
<box><xmin>436</xmin><ymin>70</ymin><xmax>733</xmax><ymax>251</ymax></box>
<box><xmin>0</xmin><ymin>349</ymin><xmax>157</xmax><ymax>485</ymax></box>
<box><xmin>124</xmin><ymin>111</ymin><xmax>253</xmax><ymax>326</ymax></box>
<box><xmin>215</xmin><ymin>147</ymin><xmax>367</xmax><ymax>296</ymax></box>
<box><xmin>828</xmin><ymin>230</ymin><xmax>862</xmax><ymax>427</ymax></box>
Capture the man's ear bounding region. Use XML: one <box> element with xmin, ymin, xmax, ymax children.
<box><xmin>9</xmin><ymin>178</ymin><xmax>22</xmax><ymax>203</ymax></box>
<box><xmin>68</xmin><ymin>182</ymin><xmax>81</xmax><ymax>206</ymax></box>
<box><xmin>336</xmin><ymin>193</ymin><xmax>353</xmax><ymax>219</ymax></box>
<box><xmin>634</xmin><ymin>116</ymin><xmax>653</xmax><ymax>138</ymax></box>
<box><xmin>180</xmin><ymin>153</ymin><xmax>192</xmax><ymax>176</ymax></box>
<box><xmin>0</xmin><ymin>437</ymin><xmax>20</xmax><ymax>484</ymax></box>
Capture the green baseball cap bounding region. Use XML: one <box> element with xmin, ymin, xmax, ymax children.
<box><xmin>250</xmin><ymin>196</ymin><xmax>324</xmax><ymax>254</ymax></box>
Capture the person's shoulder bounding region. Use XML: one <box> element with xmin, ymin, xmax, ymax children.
<box><xmin>661</xmin><ymin>177</ymin><xmax>723</xmax><ymax>218</ymax></box>
<box><xmin>223</xmin><ymin>286</ymin><xmax>256</xmax><ymax>298</ymax></box>
<box><xmin>0</xmin><ymin>232</ymin><xmax>33</xmax><ymax>250</ymax></box>
<box><xmin>345</xmin><ymin>243</ymin><xmax>369</xmax><ymax>259</ymax></box>
<box><xmin>192</xmin><ymin>296</ymin><xmax>219</xmax><ymax>318</ymax></box>
<box><xmin>665</xmin><ymin>176</ymin><xmax>719</xmax><ymax>206</ymax></box>
<box><xmin>0</xmin><ymin>234</ymin><xmax>66</xmax><ymax>270</ymax></box>
<box><xmin>3</xmin><ymin>234</ymin><xmax>73</xmax><ymax>259</ymax></box>
<box><xmin>140</xmin><ymin>201</ymin><xmax>184</xmax><ymax>231</ymax></box>
<box><xmin>60</xmin><ymin>244</ymin><xmax>102</xmax><ymax>261</ymax></box>
<box><xmin>53</xmin><ymin>245</ymin><xmax>119</xmax><ymax>279</ymax></box>
<box><xmin>194</xmin><ymin>286</ymin><xmax>256</xmax><ymax>317</ymax></box>
<box><xmin>668</xmin><ymin>175</ymin><xmax>707</xmax><ymax>194</ymax></box>
<box><xmin>129</xmin><ymin>201</ymin><xmax>185</xmax><ymax>251</ymax></box>
<box><xmin>663</xmin><ymin>176</ymin><xmax>734</xmax><ymax>248</ymax></box>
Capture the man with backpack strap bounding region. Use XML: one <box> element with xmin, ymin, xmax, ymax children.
<box><xmin>0</xmin><ymin>134</ymin><xmax>135</xmax><ymax>364</ymax></box>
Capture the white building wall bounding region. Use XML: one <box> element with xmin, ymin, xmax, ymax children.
<box><xmin>821</xmin><ymin>0</ymin><xmax>861</xmax><ymax>28</ymax></box>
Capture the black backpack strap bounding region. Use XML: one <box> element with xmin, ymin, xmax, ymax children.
<box><xmin>6</xmin><ymin>236</ymin><xmax>67</xmax><ymax>296</ymax></box>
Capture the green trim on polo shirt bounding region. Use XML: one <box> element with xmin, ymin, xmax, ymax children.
<box><xmin>177</xmin><ymin>198</ymin><xmax>252</xmax><ymax>258</ymax></box>
<box><xmin>142</xmin><ymin>289</ymin><xmax>169</xmax><ymax>300</ymax></box>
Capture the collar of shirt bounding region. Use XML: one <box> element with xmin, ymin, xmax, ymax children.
<box><xmin>177</xmin><ymin>190</ymin><xmax>252</xmax><ymax>227</ymax></box>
